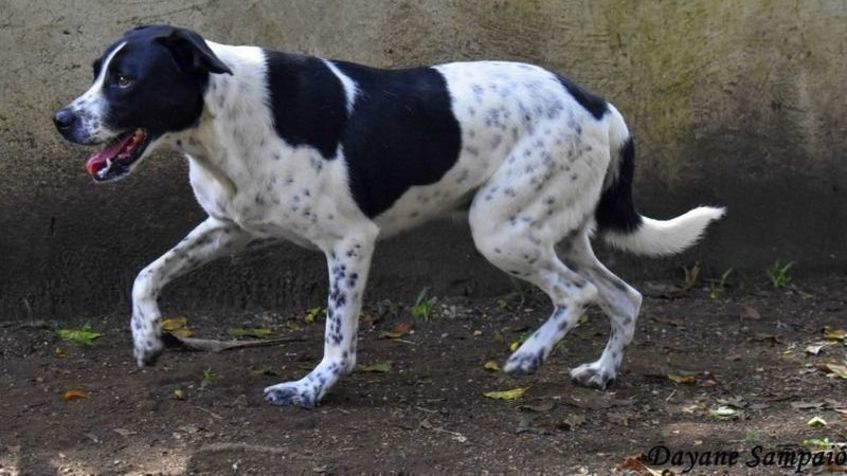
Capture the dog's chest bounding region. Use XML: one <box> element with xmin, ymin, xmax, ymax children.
<box><xmin>187</xmin><ymin>149</ymin><xmax>360</xmax><ymax>248</ymax></box>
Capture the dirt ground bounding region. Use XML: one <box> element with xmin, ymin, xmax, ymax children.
<box><xmin>1</xmin><ymin>274</ymin><xmax>846</xmax><ymax>475</ymax></box>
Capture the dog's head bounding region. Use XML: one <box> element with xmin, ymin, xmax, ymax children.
<box><xmin>53</xmin><ymin>25</ymin><xmax>232</xmax><ymax>182</ymax></box>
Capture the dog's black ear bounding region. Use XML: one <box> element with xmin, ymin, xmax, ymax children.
<box><xmin>157</xmin><ymin>28</ymin><xmax>233</xmax><ymax>76</ymax></box>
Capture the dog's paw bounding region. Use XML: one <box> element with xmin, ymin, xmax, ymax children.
<box><xmin>264</xmin><ymin>380</ymin><xmax>321</xmax><ymax>409</ymax></box>
<box><xmin>503</xmin><ymin>348</ymin><xmax>545</xmax><ymax>376</ymax></box>
<box><xmin>132</xmin><ymin>333</ymin><xmax>164</xmax><ymax>368</ymax></box>
<box><xmin>570</xmin><ymin>362</ymin><xmax>615</xmax><ymax>389</ymax></box>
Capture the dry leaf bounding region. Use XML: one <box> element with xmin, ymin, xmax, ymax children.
<box><xmin>791</xmin><ymin>401</ymin><xmax>825</xmax><ymax>410</ymax></box>
<box><xmin>816</xmin><ymin>363</ymin><xmax>847</xmax><ymax>379</ymax></box>
<box><xmin>483</xmin><ymin>387</ymin><xmax>528</xmax><ymax>401</ymax></box>
<box><xmin>807</xmin><ymin>416</ymin><xmax>827</xmax><ymax>428</ymax></box>
<box><xmin>54</xmin><ymin>347</ymin><xmax>65</xmax><ymax>357</ymax></box>
<box><xmin>173</xmin><ymin>389</ymin><xmax>185</xmax><ymax>400</ymax></box>
<box><xmin>169</xmin><ymin>328</ymin><xmax>194</xmax><ymax>338</ymax></box>
<box><xmin>483</xmin><ymin>361</ymin><xmax>500</xmax><ymax>372</ymax></box>
<box><xmin>179</xmin><ymin>424</ymin><xmax>200</xmax><ymax>434</ymax></box>
<box><xmin>517</xmin><ymin>400</ymin><xmax>555</xmax><ymax>413</ymax></box>
<box><xmin>380</xmin><ymin>322</ymin><xmax>412</xmax><ymax>339</ymax></box>
<box><xmin>252</xmin><ymin>367</ymin><xmax>281</xmax><ymax>377</ymax></box>
<box><xmin>565</xmin><ymin>396</ymin><xmax>634</xmax><ymax>410</ymax></box>
<box><xmin>823</xmin><ymin>327</ymin><xmax>847</xmax><ymax>341</ymax></box>
<box><xmin>161</xmin><ymin>317</ymin><xmax>193</xmax><ymax>337</ymax></box>
<box><xmin>805</xmin><ymin>344</ymin><xmax>825</xmax><ymax>355</ymax></box>
<box><xmin>112</xmin><ymin>428</ymin><xmax>136</xmax><ymax>437</ymax></box>
<box><xmin>161</xmin><ymin>317</ymin><xmax>188</xmax><ymax>331</ymax></box>
<box><xmin>556</xmin><ymin>413</ymin><xmax>586</xmax><ymax>430</ymax></box>
<box><xmin>62</xmin><ymin>389</ymin><xmax>88</xmax><ymax>401</ymax></box>
<box><xmin>357</xmin><ymin>362</ymin><xmax>392</xmax><ymax>373</ymax></box>
<box><xmin>667</xmin><ymin>373</ymin><xmax>696</xmax><ymax>384</ymax></box>
<box><xmin>718</xmin><ymin>397</ymin><xmax>746</xmax><ymax>409</ymax></box>
<box><xmin>287</xmin><ymin>321</ymin><xmax>302</xmax><ymax>332</ymax></box>
<box><xmin>741</xmin><ymin>305</ymin><xmax>761</xmax><ymax>320</ymax></box>
<box><xmin>651</xmin><ymin>316</ymin><xmax>682</xmax><ymax>327</ymax></box>
<box><xmin>803</xmin><ymin>437</ymin><xmax>833</xmax><ymax>451</ymax></box>
<box><xmin>509</xmin><ymin>341</ymin><xmax>521</xmax><ymax>352</ymax></box>
<box><xmin>227</xmin><ymin>327</ymin><xmax>273</xmax><ymax>338</ymax></box>
<box><xmin>359</xmin><ymin>311</ymin><xmax>380</xmax><ymax>327</ymax></box>
<box><xmin>708</xmin><ymin>405</ymin><xmax>736</xmax><ymax>418</ymax></box>
<box><xmin>618</xmin><ymin>455</ymin><xmax>663</xmax><ymax>476</ymax></box>
<box><xmin>644</xmin><ymin>282</ymin><xmax>685</xmax><ymax>298</ymax></box>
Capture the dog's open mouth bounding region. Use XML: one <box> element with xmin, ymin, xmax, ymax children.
<box><xmin>85</xmin><ymin>128</ymin><xmax>150</xmax><ymax>182</ymax></box>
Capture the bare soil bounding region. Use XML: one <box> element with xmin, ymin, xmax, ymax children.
<box><xmin>1</xmin><ymin>276</ymin><xmax>846</xmax><ymax>475</ymax></box>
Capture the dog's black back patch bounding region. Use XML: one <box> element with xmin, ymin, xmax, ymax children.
<box><xmin>555</xmin><ymin>74</ymin><xmax>608</xmax><ymax>120</ymax></box>
<box><xmin>264</xmin><ymin>53</ymin><xmax>462</xmax><ymax>218</ymax></box>
<box><xmin>334</xmin><ymin>62</ymin><xmax>462</xmax><ymax>218</ymax></box>
<box><xmin>265</xmin><ymin>52</ymin><xmax>348</xmax><ymax>160</ymax></box>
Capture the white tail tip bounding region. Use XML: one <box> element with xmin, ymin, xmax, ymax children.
<box><xmin>603</xmin><ymin>206</ymin><xmax>725</xmax><ymax>256</ymax></box>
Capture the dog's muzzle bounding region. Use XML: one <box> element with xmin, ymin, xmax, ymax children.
<box><xmin>53</xmin><ymin>108</ymin><xmax>80</xmax><ymax>142</ymax></box>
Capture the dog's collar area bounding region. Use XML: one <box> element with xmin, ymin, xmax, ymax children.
<box><xmin>86</xmin><ymin>128</ymin><xmax>150</xmax><ymax>182</ymax></box>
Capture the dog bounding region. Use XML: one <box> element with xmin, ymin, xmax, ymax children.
<box><xmin>54</xmin><ymin>25</ymin><xmax>724</xmax><ymax>408</ymax></box>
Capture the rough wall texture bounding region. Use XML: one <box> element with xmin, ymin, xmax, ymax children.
<box><xmin>1</xmin><ymin>0</ymin><xmax>845</xmax><ymax>321</ymax></box>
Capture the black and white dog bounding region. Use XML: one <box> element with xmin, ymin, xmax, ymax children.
<box><xmin>54</xmin><ymin>25</ymin><xmax>724</xmax><ymax>408</ymax></box>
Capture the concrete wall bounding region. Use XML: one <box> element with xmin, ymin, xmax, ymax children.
<box><xmin>1</xmin><ymin>0</ymin><xmax>845</xmax><ymax>321</ymax></box>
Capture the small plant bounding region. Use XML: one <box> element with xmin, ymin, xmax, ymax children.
<box><xmin>201</xmin><ymin>368</ymin><xmax>216</xmax><ymax>389</ymax></box>
<box><xmin>681</xmin><ymin>262</ymin><xmax>700</xmax><ymax>291</ymax></box>
<box><xmin>507</xmin><ymin>276</ymin><xmax>529</xmax><ymax>309</ymax></box>
<box><xmin>509</xmin><ymin>330</ymin><xmax>532</xmax><ymax>352</ymax></box>
<box><xmin>743</xmin><ymin>430</ymin><xmax>761</xmax><ymax>445</ymax></box>
<box><xmin>708</xmin><ymin>268</ymin><xmax>733</xmax><ymax>299</ymax></box>
<box><xmin>767</xmin><ymin>261</ymin><xmax>793</xmax><ymax>288</ymax></box>
<box><xmin>410</xmin><ymin>287</ymin><xmax>434</xmax><ymax>321</ymax></box>
<box><xmin>716</xmin><ymin>268</ymin><xmax>733</xmax><ymax>289</ymax></box>
<box><xmin>550</xmin><ymin>338</ymin><xmax>567</xmax><ymax>357</ymax></box>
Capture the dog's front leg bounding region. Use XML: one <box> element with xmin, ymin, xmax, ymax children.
<box><xmin>264</xmin><ymin>228</ymin><xmax>377</xmax><ymax>408</ymax></box>
<box><xmin>132</xmin><ymin>217</ymin><xmax>251</xmax><ymax>366</ymax></box>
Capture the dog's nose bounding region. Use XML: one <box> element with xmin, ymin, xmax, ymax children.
<box><xmin>53</xmin><ymin>108</ymin><xmax>78</xmax><ymax>131</ymax></box>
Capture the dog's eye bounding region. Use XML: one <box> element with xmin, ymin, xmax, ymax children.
<box><xmin>116</xmin><ymin>75</ymin><xmax>133</xmax><ymax>88</ymax></box>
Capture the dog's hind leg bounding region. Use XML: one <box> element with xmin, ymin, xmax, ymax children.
<box><xmin>561</xmin><ymin>231</ymin><xmax>642</xmax><ymax>389</ymax></box>
<box><xmin>500</xmin><ymin>248</ymin><xmax>598</xmax><ymax>377</ymax></box>
<box><xmin>132</xmin><ymin>217</ymin><xmax>252</xmax><ymax>366</ymax></box>
<box><xmin>467</xmin><ymin>118</ymin><xmax>612</xmax><ymax>377</ymax></box>
<box><xmin>469</xmin><ymin>205</ymin><xmax>599</xmax><ymax>376</ymax></box>
<box><xmin>264</xmin><ymin>225</ymin><xmax>378</xmax><ymax>408</ymax></box>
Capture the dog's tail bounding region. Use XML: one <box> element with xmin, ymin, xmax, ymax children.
<box><xmin>594</xmin><ymin>105</ymin><xmax>725</xmax><ymax>256</ymax></box>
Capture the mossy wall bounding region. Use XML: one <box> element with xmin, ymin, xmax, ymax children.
<box><xmin>1</xmin><ymin>0</ymin><xmax>844</xmax><ymax>320</ymax></box>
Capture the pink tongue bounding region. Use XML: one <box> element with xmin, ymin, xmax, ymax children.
<box><xmin>86</xmin><ymin>134</ymin><xmax>134</xmax><ymax>176</ymax></box>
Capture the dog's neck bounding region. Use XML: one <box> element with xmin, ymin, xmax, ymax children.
<box><xmin>169</xmin><ymin>42</ymin><xmax>274</xmax><ymax>196</ymax></box>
